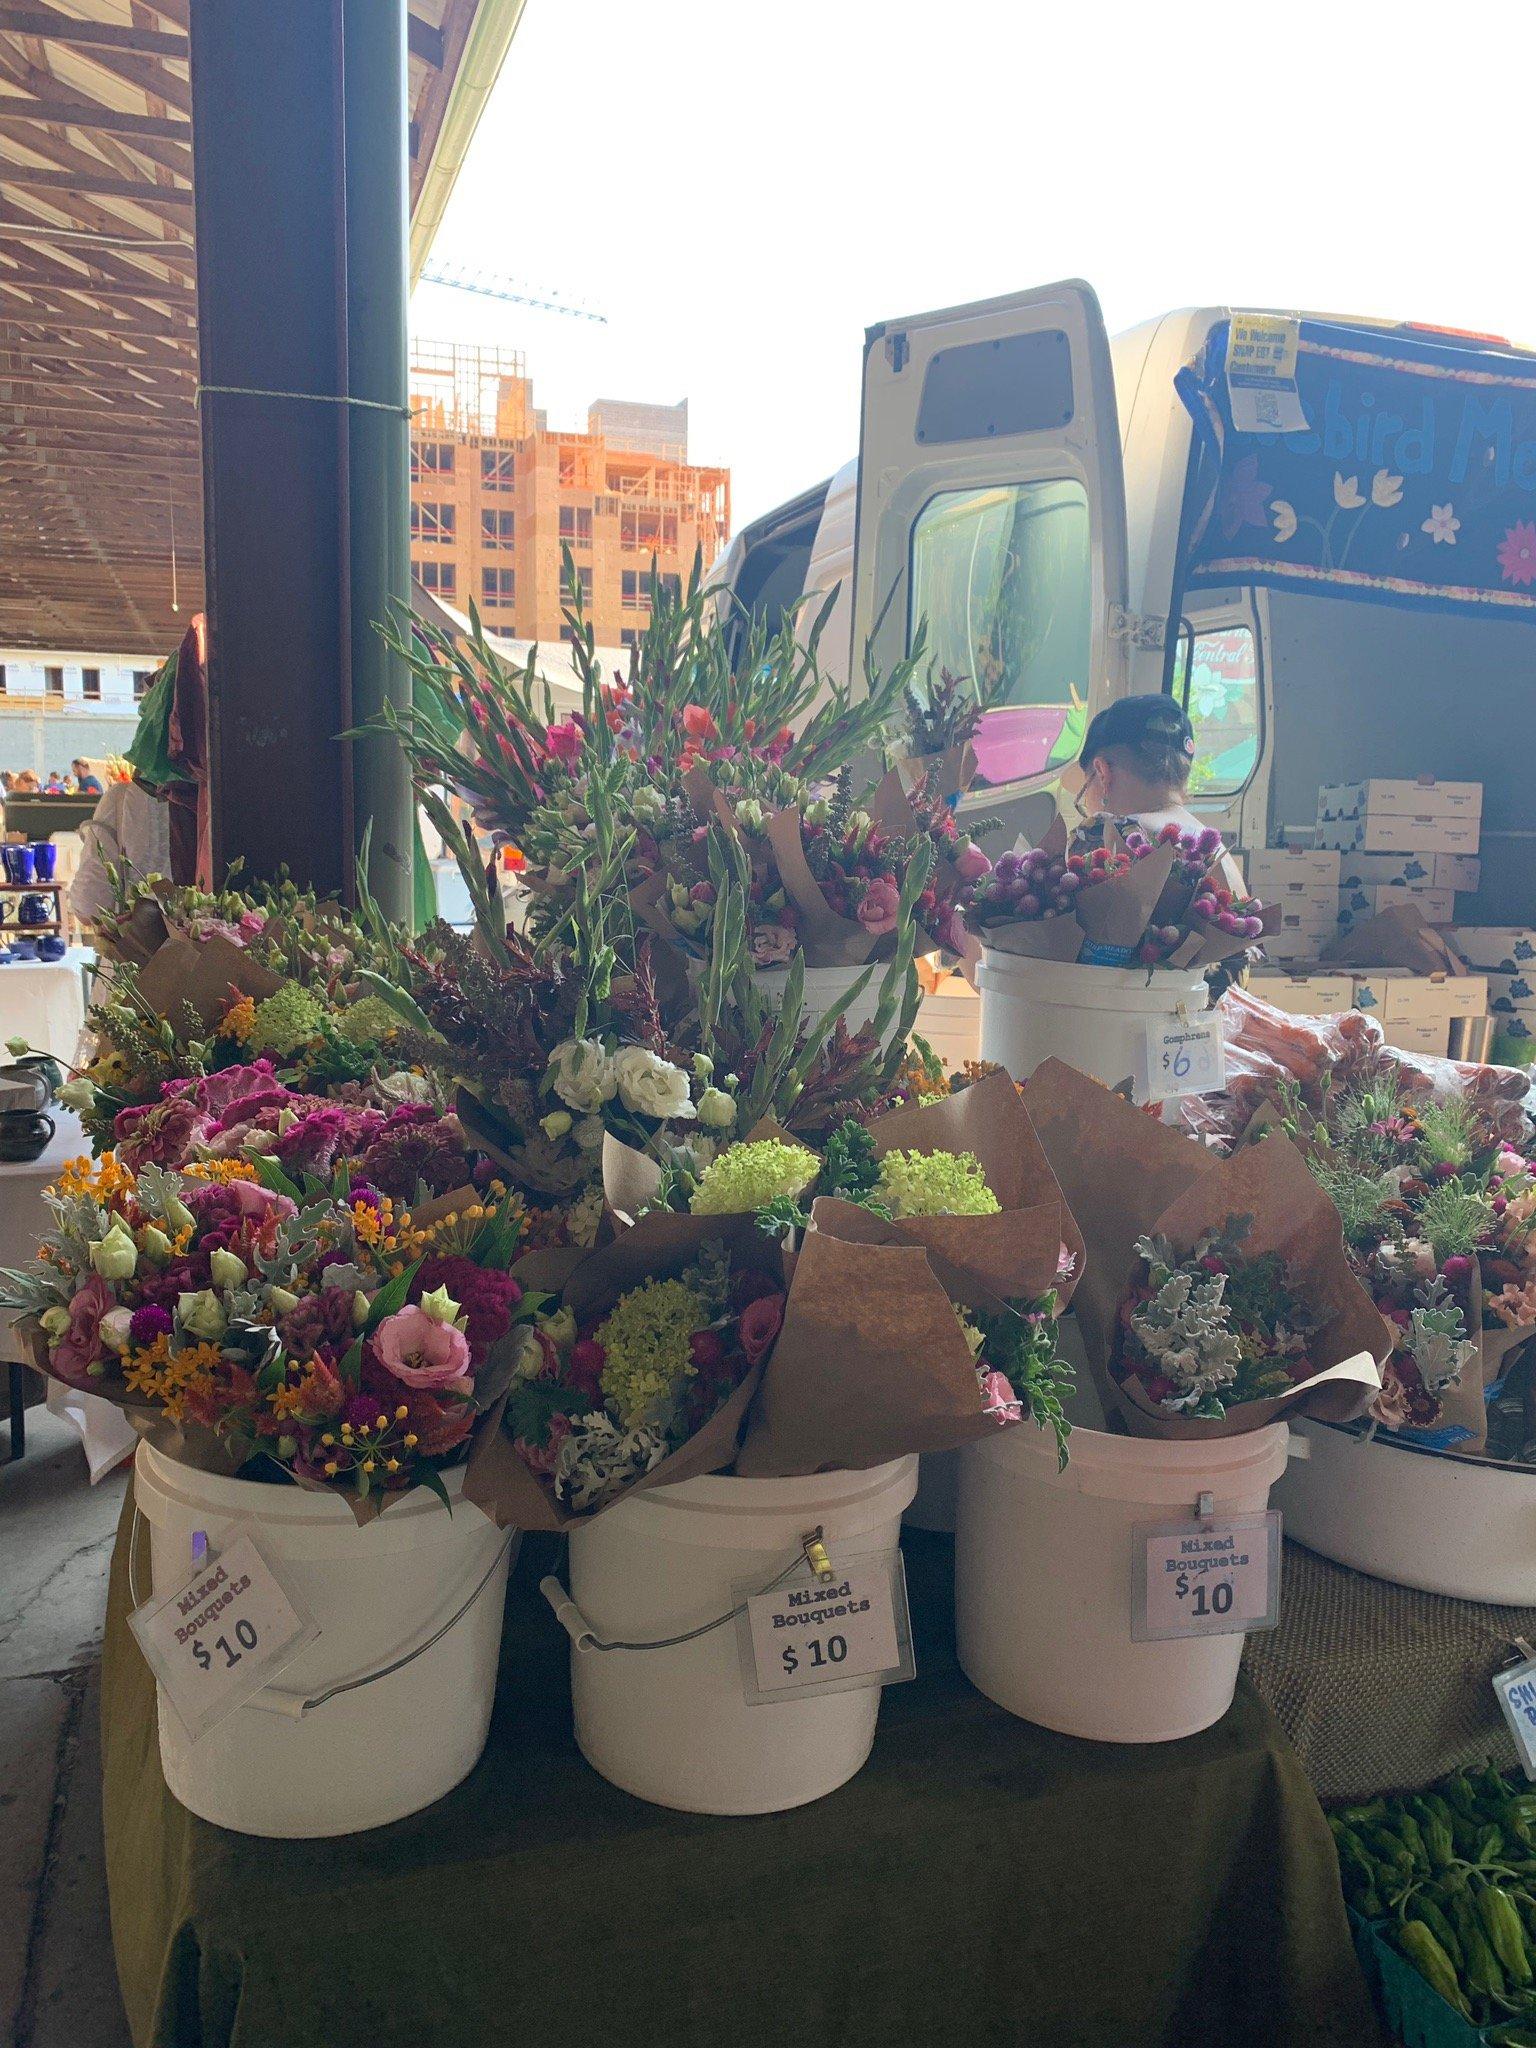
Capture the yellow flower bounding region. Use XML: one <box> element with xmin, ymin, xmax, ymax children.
<box><xmin>218</xmin><ymin>994</ymin><xmax>257</xmax><ymax>1043</ymax></box>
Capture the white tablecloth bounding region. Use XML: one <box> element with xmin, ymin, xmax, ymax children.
<box><xmin>0</xmin><ymin>945</ymin><xmax>93</xmax><ymax>1061</ymax></box>
<box><xmin>0</xmin><ymin>1106</ymin><xmax>136</xmax><ymax>1479</ymax></box>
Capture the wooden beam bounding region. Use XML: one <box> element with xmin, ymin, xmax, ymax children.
<box><xmin>406</xmin><ymin>12</ymin><xmax>443</xmax><ymax>65</ymax></box>
<box><xmin>0</xmin><ymin>100</ymin><xmax>193</xmax><ymax>184</ymax></box>
<box><xmin>0</xmin><ymin>17</ymin><xmax>192</xmax><ymax>117</ymax></box>
<box><xmin>0</xmin><ymin>98</ymin><xmax>191</xmax><ymax>143</ymax></box>
<box><xmin>0</xmin><ymin>164</ymin><xmax>192</xmax><ymax>206</ymax></box>
<box><xmin>0</xmin><ymin>275</ymin><xmax>197</xmax><ymax>305</ymax></box>
<box><xmin>0</xmin><ymin>7</ymin><xmax>188</xmax><ymax>58</ymax></box>
<box><xmin>1</xmin><ymin>305</ymin><xmax>194</xmax><ymax>340</ymax></box>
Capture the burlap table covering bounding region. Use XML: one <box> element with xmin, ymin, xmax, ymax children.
<box><xmin>1243</xmin><ymin>1540</ymin><xmax>1535</xmax><ymax>1802</ymax></box>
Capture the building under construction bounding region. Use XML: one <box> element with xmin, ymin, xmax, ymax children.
<box><xmin>408</xmin><ymin>339</ymin><xmax>731</xmax><ymax>646</ymax></box>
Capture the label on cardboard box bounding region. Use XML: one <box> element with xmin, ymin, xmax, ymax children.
<box><xmin>1432</xmin><ymin>853</ymin><xmax>1481</xmax><ymax>893</ymax></box>
<box><xmin>1338</xmin><ymin>851</ymin><xmax>1435</xmax><ymax>890</ymax></box>
<box><xmin>1318</xmin><ymin>778</ymin><xmax>1482</xmax><ymax>822</ymax></box>
<box><xmin>1444</xmin><ymin>976</ymin><xmax>1487</xmax><ymax>1019</ymax></box>
<box><xmin>1338</xmin><ymin>816</ymin><xmax>1482</xmax><ymax>857</ymax></box>
<box><xmin>1381</xmin><ymin>1018</ymin><xmax>1450</xmax><ymax>1056</ymax></box>
<box><xmin>1250</xmin><ymin>972</ymin><xmax>1354</xmax><ymax>1015</ymax></box>
<box><xmin>1244</xmin><ymin>847</ymin><xmax>1340</xmax><ymax>890</ymax></box>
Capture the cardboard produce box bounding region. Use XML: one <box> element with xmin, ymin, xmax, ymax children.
<box><xmin>1488</xmin><ymin>968</ymin><xmax>1536</xmax><ymax>1018</ymax></box>
<box><xmin>1249</xmin><ymin>969</ymin><xmax>1356</xmax><ymax>1015</ymax></box>
<box><xmin>1351</xmin><ymin>969</ymin><xmax>1458</xmax><ymax>1029</ymax></box>
<box><xmin>1318</xmin><ymin>777</ymin><xmax>1482</xmax><ymax>822</ymax></box>
<box><xmin>1451</xmin><ymin>926</ymin><xmax>1536</xmax><ymax>972</ymax></box>
<box><xmin>1244</xmin><ymin>846</ymin><xmax>1341</xmax><ymax>892</ymax></box>
<box><xmin>1432</xmin><ymin>853</ymin><xmax>1482</xmax><ymax>892</ymax></box>
<box><xmin>1381</xmin><ymin>1016</ymin><xmax>1451</xmax><ymax>1055</ymax></box>
<box><xmin>1444</xmin><ymin>975</ymin><xmax>1488</xmax><ymax>1019</ymax></box>
<box><xmin>1316</xmin><ymin>811</ymin><xmax>1481</xmax><ymax>856</ymax></box>
<box><xmin>1340</xmin><ymin>882</ymin><xmax>1456</xmax><ymax>927</ymax></box>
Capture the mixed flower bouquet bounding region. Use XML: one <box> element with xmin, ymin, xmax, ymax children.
<box><xmin>1022</xmin><ymin>1058</ymin><xmax>1390</xmax><ymax>1439</ymax></box>
<box><xmin>1</xmin><ymin>1153</ymin><xmax>539</xmax><ymax>1514</ymax></box>
<box><xmin>958</xmin><ymin>817</ymin><xmax>1267</xmax><ymax>969</ymax></box>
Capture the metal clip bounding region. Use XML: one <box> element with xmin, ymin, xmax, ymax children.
<box><xmin>1509</xmin><ymin>1637</ymin><xmax>1536</xmax><ymax>1668</ymax></box>
<box><xmin>1196</xmin><ymin>1491</ymin><xmax>1215</xmax><ymax>1525</ymax></box>
<box><xmin>802</xmin><ymin>1527</ymin><xmax>834</xmax><ymax>1583</ymax></box>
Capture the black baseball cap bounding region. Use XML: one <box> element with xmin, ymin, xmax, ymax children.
<box><xmin>1078</xmin><ymin>694</ymin><xmax>1196</xmax><ymax>768</ymax></box>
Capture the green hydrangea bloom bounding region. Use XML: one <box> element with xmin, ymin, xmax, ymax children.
<box><xmin>596</xmin><ymin>1277</ymin><xmax>708</xmax><ymax>1430</ymax></box>
<box><xmin>336</xmin><ymin>993</ymin><xmax>402</xmax><ymax>1047</ymax></box>
<box><xmin>874</xmin><ymin>1148</ymin><xmax>999</xmax><ymax>1218</ymax></box>
<box><xmin>689</xmin><ymin>1139</ymin><xmax>820</xmax><ymax>1216</ymax></box>
<box><xmin>249</xmin><ymin>983</ymin><xmax>326</xmax><ymax>1057</ymax></box>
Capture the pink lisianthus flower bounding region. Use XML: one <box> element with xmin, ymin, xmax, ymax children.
<box><xmin>980</xmin><ymin>1370</ymin><xmax>1022</xmax><ymax>1425</ymax></box>
<box><xmin>372</xmin><ymin>1305</ymin><xmax>473</xmax><ymax>1390</ymax></box>
<box><xmin>738</xmin><ymin>1291</ymin><xmax>785</xmax><ymax>1366</ymax></box>
<box><xmin>544</xmin><ymin>719</ymin><xmax>584</xmax><ymax>764</ymax></box>
<box><xmin>856</xmin><ymin>874</ymin><xmax>902</xmax><ymax>937</ymax></box>
<box><xmin>52</xmin><ymin>1275</ymin><xmax>116</xmax><ymax>1385</ymax></box>
<box><xmin>750</xmin><ymin>922</ymin><xmax>798</xmax><ymax>968</ymax></box>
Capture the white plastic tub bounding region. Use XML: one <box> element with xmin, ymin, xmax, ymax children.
<box><xmin>915</xmin><ymin>973</ymin><xmax>981</xmax><ymax>1073</ymax></box>
<box><xmin>954</xmin><ymin>1419</ymin><xmax>1289</xmax><ymax>1742</ymax></box>
<box><xmin>751</xmin><ymin>960</ymin><xmax>889</xmax><ymax>1039</ymax></box>
<box><xmin>977</xmin><ymin>951</ymin><xmax>1210</xmax><ymax>1100</ymax></box>
<box><xmin>134</xmin><ymin>1440</ymin><xmax>515</xmax><ymax>1837</ymax></box>
<box><xmin>561</xmin><ymin>1457</ymin><xmax>917</xmax><ymax>1813</ymax></box>
<box><xmin>1277</xmin><ymin>1418</ymin><xmax>1536</xmax><ymax>1605</ymax></box>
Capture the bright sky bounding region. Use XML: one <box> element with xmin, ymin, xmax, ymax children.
<box><xmin>415</xmin><ymin>0</ymin><xmax>1531</xmax><ymax>535</ymax></box>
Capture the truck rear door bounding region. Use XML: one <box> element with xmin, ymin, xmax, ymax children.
<box><xmin>850</xmin><ymin>280</ymin><xmax>1130</xmax><ymax>808</ymax></box>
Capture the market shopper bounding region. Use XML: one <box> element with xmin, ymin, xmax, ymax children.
<box><xmin>1070</xmin><ymin>694</ymin><xmax>1246</xmax><ymax>893</ymax></box>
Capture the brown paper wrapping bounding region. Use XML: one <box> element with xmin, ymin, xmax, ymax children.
<box><xmin>973</xmin><ymin>836</ymin><xmax>1177</xmax><ymax>963</ymax></box>
<box><xmin>98</xmin><ymin>892</ymin><xmax>172</xmax><ymax>968</ymax></box>
<box><xmin>763</xmin><ymin>808</ymin><xmax>882</xmax><ymax>968</ymax></box>
<box><xmin>132</xmin><ymin>933</ymin><xmax>285</xmax><ymax>1031</ymax></box>
<box><xmin>1089</xmin><ymin>1122</ymin><xmax>1400</xmax><ymax>1441</ymax></box>
<box><xmin>865</xmin><ymin>1066</ymin><xmax>1084</xmax><ymax>1307</ymax></box>
<box><xmin>463</xmin><ymin>1210</ymin><xmax>783</xmax><ymax>1530</ymax></box>
<box><xmin>893</xmin><ymin>742</ymin><xmax>977</xmax><ymax>805</ymax></box>
<box><xmin>735</xmin><ymin>1220</ymin><xmax>1015</xmax><ymax>1476</ymax></box>
<box><xmin>1323</xmin><ymin>905</ymin><xmax>1468</xmax><ymax>975</ymax></box>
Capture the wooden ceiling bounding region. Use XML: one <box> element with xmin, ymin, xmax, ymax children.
<box><xmin>0</xmin><ymin>0</ymin><xmax>491</xmax><ymax>657</ymax></box>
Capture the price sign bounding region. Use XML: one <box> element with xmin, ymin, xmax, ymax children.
<box><xmin>128</xmin><ymin>1532</ymin><xmax>319</xmax><ymax>1742</ymax></box>
<box><xmin>1144</xmin><ymin>1012</ymin><xmax>1226</xmax><ymax>1102</ymax></box>
<box><xmin>1226</xmin><ymin>314</ymin><xmax>1307</xmax><ymax>434</ymax></box>
<box><xmin>1494</xmin><ymin>1656</ymin><xmax>1536</xmax><ymax>1781</ymax></box>
<box><xmin>1131</xmin><ymin>1511</ymin><xmax>1281</xmax><ymax>1643</ymax></box>
<box><xmin>737</xmin><ymin>1550</ymin><xmax>914</xmax><ymax>1706</ymax></box>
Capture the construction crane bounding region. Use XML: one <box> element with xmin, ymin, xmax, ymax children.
<box><xmin>418</xmin><ymin>260</ymin><xmax>608</xmax><ymax>324</ymax></box>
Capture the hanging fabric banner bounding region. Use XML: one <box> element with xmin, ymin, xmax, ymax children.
<box><xmin>1176</xmin><ymin>319</ymin><xmax>1536</xmax><ymax>620</ymax></box>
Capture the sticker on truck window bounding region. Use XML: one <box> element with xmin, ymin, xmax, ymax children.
<box><xmin>1226</xmin><ymin>315</ymin><xmax>1306</xmax><ymax>435</ymax></box>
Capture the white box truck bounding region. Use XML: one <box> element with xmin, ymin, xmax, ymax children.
<box><xmin>711</xmin><ymin>286</ymin><xmax>1536</xmax><ymax>926</ymax></box>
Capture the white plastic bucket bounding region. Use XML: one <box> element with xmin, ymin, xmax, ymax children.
<box><xmin>753</xmin><ymin>960</ymin><xmax>889</xmax><ymax>1039</ymax></box>
<box><xmin>1277</xmin><ymin>1419</ymin><xmax>1536</xmax><ymax>1605</ymax></box>
<box><xmin>134</xmin><ymin>1440</ymin><xmax>516</xmax><ymax>1837</ymax></box>
<box><xmin>563</xmin><ymin>1457</ymin><xmax>918</xmax><ymax>1813</ymax></box>
<box><xmin>977</xmin><ymin>951</ymin><xmax>1210</xmax><ymax>1100</ymax></box>
<box><xmin>954</xmin><ymin>1419</ymin><xmax>1289</xmax><ymax>1741</ymax></box>
<box><xmin>915</xmin><ymin>973</ymin><xmax>981</xmax><ymax>1073</ymax></box>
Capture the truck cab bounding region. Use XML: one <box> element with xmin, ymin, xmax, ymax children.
<box><xmin>715</xmin><ymin>286</ymin><xmax>1536</xmax><ymax>924</ymax></box>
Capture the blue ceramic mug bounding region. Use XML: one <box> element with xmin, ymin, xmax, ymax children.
<box><xmin>18</xmin><ymin>892</ymin><xmax>49</xmax><ymax>927</ymax></box>
<box><xmin>2</xmin><ymin>844</ymin><xmax>34</xmax><ymax>885</ymax></box>
<box><xmin>31</xmin><ymin>842</ymin><xmax>56</xmax><ymax>882</ymax></box>
<box><xmin>11</xmin><ymin>937</ymin><xmax>38</xmax><ymax>961</ymax></box>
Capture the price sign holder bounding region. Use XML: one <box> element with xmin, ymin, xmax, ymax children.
<box><xmin>1493</xmin><ymin>1640</ymin><xmax>1536</xmax><ymax>1781</ymax></box>
<box><xmin>735</xmin><ymin>1544</ymin><xmax>915</xmax><ymax>1708</ymax></box>
<box><xmin>1143</xmin><ymin>1005</ymin><xmax>1226</xmax><ymax>1104</ymax></box>
<box><xmin>1130</xmin><ymin>1499</ymin><xmax>1281</xmax><ymax>1644</ymax></box>
<box><xmin>128</xmin><ymin>1528</ymin><xmax>320</xmax><ymax>1744</ymax></box>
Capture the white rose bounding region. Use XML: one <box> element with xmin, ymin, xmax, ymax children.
<box><xmin>100</xmin><ymin>1308</ymin><xmax>135</xmax><ymax>1355</ymax></box>
<box><xmin>547</xmin><ymin>1038</ymin><xmax>618</xmax><ymax>1115</ymax></box>
<box><xmin>611</xmin><ymin>1047</ymin><xmax>696</xmax><ymax>1122</ymax></box>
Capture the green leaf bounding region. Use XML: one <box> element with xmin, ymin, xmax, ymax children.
<box><xmin>503</xmin><ymin>1376</ymin><xmax>591</xmax><ymax>1448</ymax></box>
<box><xmin>249</xmin><ymin>1152</ymin><xmax>304</xmax><ymax>1203</ymax></box>
<box><xmin>415</xmin><ymin>1464</ymin><xmax>453</xmax><ymax>1516</ymax></box>
<box><xmin>338</xmin><ymin>1336</ymin><xmax>363</xmax><ymax>1389</ymax></box>
<box><xmin>355</xmin><ymin>968</ymin><xmax>437</xmax><ymax>1036</ymax></box>
<box><xmin>363</xmin><ymin>1257</ymin><xmax>422</xmax><ymax>1332</ymax></box>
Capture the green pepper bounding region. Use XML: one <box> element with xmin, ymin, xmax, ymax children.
<box><xmin>1336</xmin><ymin>1799</ymin><xmax>1388</xmax><ymax>1830</ymax></box>
<box><xmin>1481</xmin><ymin>1885</ymin><xmax>1534</xmax><ymax>1986</ymax></box>
<box><xmin>1504</xmin><ymin>1802</ymin><xmax>1536</xmax><ymax>1850</ymax></box>
<box><xmin>1479</xmin><ymin>1825</ymin><xmax>1510</xmax><ymax>1865</ymax></box>
<box><xmin>1394</xmin><ymin>1921</ymin><xmax>1472</xmax><ymax>2016</ymax></box>
<box><xmin>1449</xmin><ymin>1887</ymin><xmax>1507</xmax><ymax>2001</ymax></box>
<box><xmin>1408</xmin><ymin>1897</ymin><xmax>1465</xmax><ymax>1972</ymax></box>
<box><xmin>1415</xmin><ymin>1804</ymin><xmax>1457</xmax><ymax>1870</ymax></box>
<box><xmin>1444</xmin><ymin>1771</ymin><xmax>1481</xmax><ymax>1821</ymax></box>
<box><xmin>1393</xmin><ymin>1812</ymin><xmax>1432</xmax><ymax>1872</ymax></box>
<box><xmin>1515</xmin><ymin>1894</ymin><xmax>1536</xmax><ymax>1948</ymax></box>
<box><xmin>1479</xmin><ymin>1764</ymin><xmax>1514</xmax><ymax>1807</ymax></box>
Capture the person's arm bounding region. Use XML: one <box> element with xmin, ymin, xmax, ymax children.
<box><xmin>66</xmin><ymin>783</ymin><xmax>128</xmax><ymax>926</ymax></box>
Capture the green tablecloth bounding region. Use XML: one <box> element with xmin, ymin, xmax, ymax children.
<box><xmin>102</xmin><ymin>1488</ymin><xmax>1381</xmax><ymax>2048</ymax></box>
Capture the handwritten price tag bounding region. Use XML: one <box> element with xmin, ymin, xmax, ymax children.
<box><xmin>1144</xmin><ymin>1013</ymin><xmax>1226</xmax><ymax>1102</ymax></box>
<box><xmin>128</xmin><ymin>1533</ymin><xmax>318</xmax><ymax>1742</ymax></box>
<box><xmin>737</xmin><ymin>1552</ymin><xmax>914</xmax><ymax>1706</ymax></box>
<box><xmin>1494</xmin><ymin>1657</ymin><xmax>1536</xmax><ymax>1781</ymax></box>
<box><xmin>1131</xmin><ymin>1512</ymin><xmax>1281</xmax><ymax>1643</ymax></box>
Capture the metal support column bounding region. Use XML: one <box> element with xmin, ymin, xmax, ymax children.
<box><xmin>191</xmin><ymin>0</ymin><xmax>412</xmax><ymax>915</ymax></box>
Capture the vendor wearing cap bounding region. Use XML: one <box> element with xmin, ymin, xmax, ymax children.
<box><xmin>1069</xmin><ymin>694</ymin><xmax>1246</xmax><ymax>891</ymax></box>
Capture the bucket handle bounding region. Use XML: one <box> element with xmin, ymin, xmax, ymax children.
<box><xmin>541</xmin><ymin>1525</ymin><xmax>833</xmax><ymax>1655</ymax></box>
<box><xmin>127</xmin><ymin>1506</ymin><xmax>515</xmax><ymax>1719</ymax></box>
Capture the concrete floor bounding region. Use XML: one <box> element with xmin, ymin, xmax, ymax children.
<box><xmin>2</xmin><ymin>1404</ymin><xmax>133</xmax><ymax>2048</ymax></box>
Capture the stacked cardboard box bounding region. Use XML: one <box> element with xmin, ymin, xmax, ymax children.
<box><xmin>1315</xmin><ymin>779</ymin><xmax>1483</xmax><ymax>936</ymax></box>
<box><xmin>1452</xmin><ymin>928</ymin><xmax>1536</xmax><ymax>1046</ymax></box>
<box><xmin>1244</xmin><ymin>847</ymin><xmax>1340</xmax><ymax>962</ymax></box>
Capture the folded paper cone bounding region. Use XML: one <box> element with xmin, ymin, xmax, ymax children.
<box><xmin>764</xmin><ymin>808</ymin><xmax>882</xmax><ymax>968</ymax></box>
<box><xmin>1108</xmin><ymin>1132</ymin><xmax>1391</xmax><ymax>1439</ymax></box>
<box><xmin>132</xmin><ymin>933</ymin><xmax>284</xmax><ymax>1030</ymax></box>
<box><xmin>464</xmin><ymin>1209</ymin><xmax>783</xmax><ymax>1530</ymax></box>
<box><xmin>736</xmin><ymin>1223</ymin><xmax>1008</xmax><ymax>1476</ymax></box>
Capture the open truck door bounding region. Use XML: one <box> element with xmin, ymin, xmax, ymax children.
<box><xmin>850</xmin><ymin>280</ymin><xmax>1130</xmax><ymax>812</ymax></box>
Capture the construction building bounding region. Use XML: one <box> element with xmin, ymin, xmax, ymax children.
<box><xmin>408</xmin><ymin>340</ymin><xmax>730</xmax><ymax>647</ymax></box>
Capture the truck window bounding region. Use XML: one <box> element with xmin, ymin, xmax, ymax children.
<box><xmin>909</xmin><ymin>478</ymin><xmax>1090</xmax><ymax>788</ymax></box>
<box><xmin>1182</xmin><ymin>623</ymin><xmax>1259</xmax><ymax>795</ymax></box>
